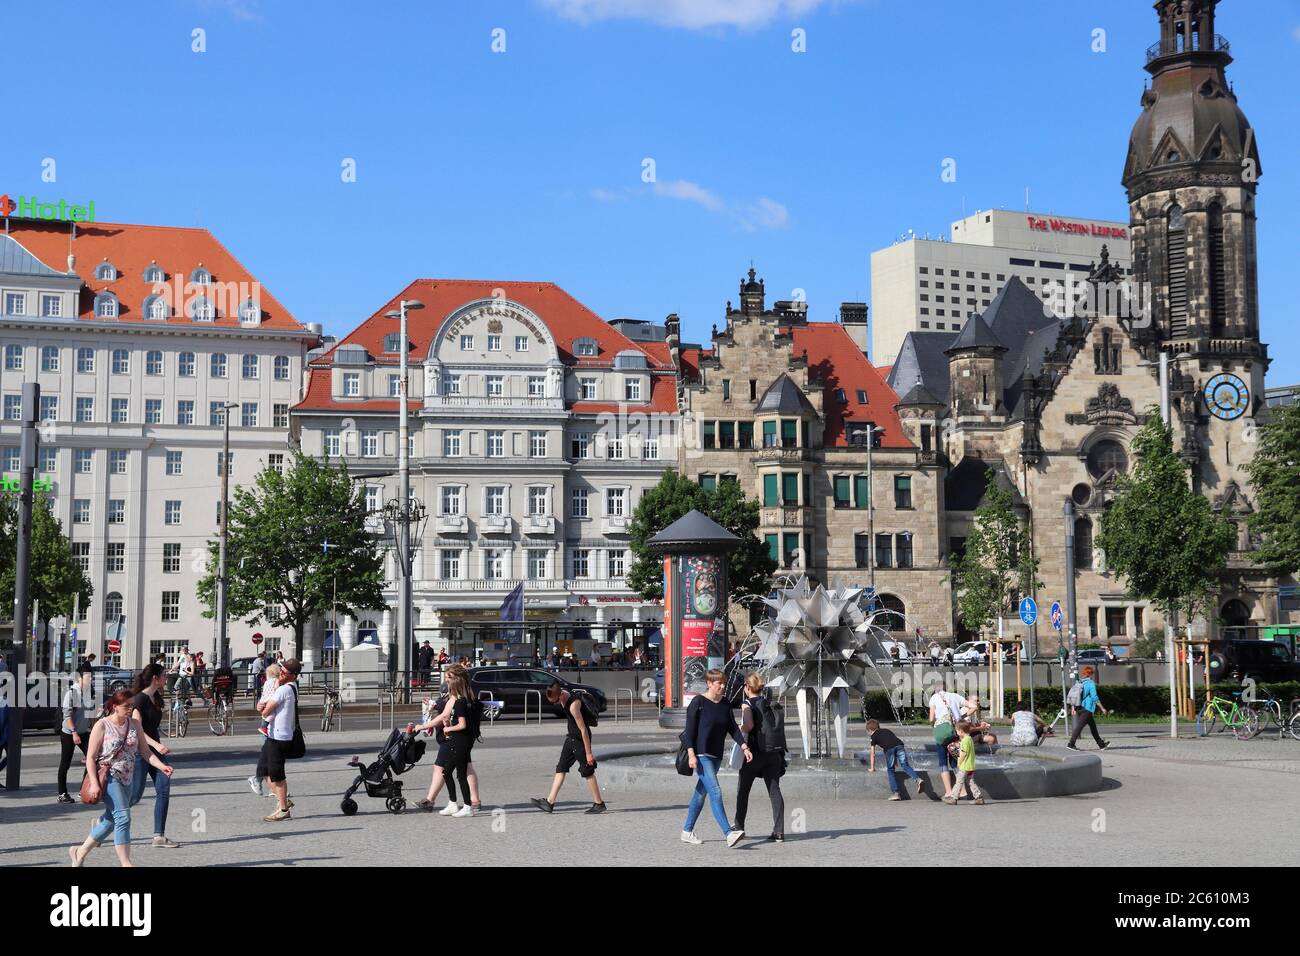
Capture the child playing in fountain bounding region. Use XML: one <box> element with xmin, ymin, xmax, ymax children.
<box><xmin>863</xmin><ymin>719</ymin><xmax>925</xmax><ymax>800</ymax></box>
<box><xmin>944</xmin><ymin>720</ymin><xmax>986</xmax><ymax>805</ymax></box>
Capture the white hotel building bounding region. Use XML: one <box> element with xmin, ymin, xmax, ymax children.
<box><xmin>870</xmin><ymin>209</ymin><xmax>1133</xmax><ymax>365</ymax></box>
<box><xmin>292</xmin><ymin>280</ymin><xmax>677</xmax><ymax>664</ymax></box>
<box><xmin>0</xmin><ymin>217</ymin><xmax>319</xmax><ymax>670</ymax></box>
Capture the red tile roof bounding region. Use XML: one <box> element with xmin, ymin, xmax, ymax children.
<box><xmin>3</xmin><ymin>219</ymin><xmax>306</xmax><ymax>333</ymax></box>
<box><xmin>788</xmin><ymin>323</ymin><xmax>911</xmax><ymax>449</ymax></box>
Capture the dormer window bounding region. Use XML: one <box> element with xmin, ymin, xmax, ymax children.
<box><xmin>94</xmin><ymin>292</ymin><xmax>119</xmax><ymax>318</ymax></box>
<box><xmin>95</xmin><ymin>260</ymin><xmax>117</xmax><ymax>281</ymax></box>
<box><xmin>143</xmin><ymin>263</ymin><xmax>165</xmax><ymax>285</ymax></box>
<box><xmin>238</xmin><ymin>299</ymin><xmax>261</xmax><ymax>325</ymax></box>
<box><xmin>574</xmin><ymin>338</ymin><xmax>598</xmax><ymax>357</ymax></box>
<box><xmin>190</xmin><ymin>266</ymin><xmax>212</xmax><ymax>285</ymax></box>
<box><xmin>189</xmin><ymin>296</ymin><xmax>215</xmax><ymax>321</ymax></box>
<box><xmin>383</xmin><ymin>333</ymin><xmax>403</xmax><ymax>353</ymax></box>
<box><xmin>144</xmin><ymin>296</ymin><xmax>168</xmax><ymax>320</ymax></box>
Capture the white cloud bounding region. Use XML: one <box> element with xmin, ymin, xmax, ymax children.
<box><xmin>590</xmin><ymin>187</ymin><xmax>629</xmax><ymax>202</ymax></box>
<box><xmin>592</xmin><ymin>178</ymin><xmax>788</xmax><ymax>230</ymax></box>
<box><xmin>740</xmin><ymin>196</ymin><xmax>790</xmax><ymax>230</ymax></box>
<box><xmin>652</xmin><ymin>179</ymin><xmax>725</xmax><ymax>211</ymax></box>
<box><xmin>538</xmin><ymin>0</ymin><xmax>836</xmax><ymax>30</ymax></box>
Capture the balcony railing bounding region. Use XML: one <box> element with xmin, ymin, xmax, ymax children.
<box><xmin>425</xmin><ymin>395</ymin><xmax>564</xmax><ymax>410</ymax></box>
<box><xmin>523</xmin><ymin>514</ymin><xmax>557</xmax><ymax>535</ymax></box>
<box><xmin>436</xmin><ymin>514</ymin><xmax>468</xmax><ymax>534</ymax></box>
<box><xmin>1145</xmin><ymin>33</ymin><xmax>1228</xmax><ymax>63</ymax></box>
<box><xmin>415</xmin><ymin>578</ymin><xmax>635</xmax><ymax>593</ymax></box>
<box><xmin>602</xmin><ymin>515</ymin><xmax>631</xmax><ymax>535</ymax></box>
<box><xmin>761</xmin><ymin>506</ymin><xmax>807</xmax><ymax>527</ymax></box>
<box><xmin>751</xmin><ymin>447</ymin><xmax>810</xmax><ymax>464</ymax></box>
<box><xmin>480</xmin><ymin>515</ymin><xmax>514</xmax><ymax>535</ymax></box>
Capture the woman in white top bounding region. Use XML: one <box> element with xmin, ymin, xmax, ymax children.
<box><xmin>1008</xmin><ymin>699</ymin><xmax>1050</xmax><ymax>746</ymax></box>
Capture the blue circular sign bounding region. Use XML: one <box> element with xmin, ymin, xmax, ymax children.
<box><xmin>1050</xmin><ymin>602</ymin><xmax>1063</xmax><ymax>631</ymax></box>
<box><xmin>1019</xmin><ymin>597</ymin><xmax>1038</xmax><ymax>626</ymax></box>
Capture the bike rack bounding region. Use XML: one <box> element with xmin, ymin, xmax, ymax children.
<box><xmin>522</xmin><ymin>689</ymin><xmax>543</xmax><ymax>726</ymax></box>
<box><xmin>323</xmin><ymin>690</ymin><xmax>343</xmax><ymax>733</ymax></box>
<box><xmin>377</xmin><ymin>686</ymin><xmax>396</xmax><ymax>729</ymax></box>
<box><xmin>613</xmin><ymin>687</ymin><xmax>635</xmax><ymax>723</ymax></box>
<box><xmin>166</xmin><ymin>697</ymin><xmax>188</xmax><ymax>738</ymax></box>
<box><xmin>478</xmin><ymin>690</ymin><xmax>499</xmax><ymax>724</ymax></box>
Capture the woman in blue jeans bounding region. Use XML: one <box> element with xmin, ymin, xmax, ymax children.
<box><xmin>70</xmin><ymin>689</ymin><xmax>173</xmax><ymax>867</ymax></box>
<box><xmin>682</xmin><ymin>669</ymin><xmax>751</xmax><ymax>848</ymax></box>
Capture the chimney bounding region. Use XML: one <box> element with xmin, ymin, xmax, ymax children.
<box><xmin>839</xmin><ymin>301</ymin><xmax>868</xmax><ymax>353</ymax></box>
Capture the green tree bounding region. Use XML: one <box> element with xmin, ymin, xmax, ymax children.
<box><xmin>1244</xmin><ymin>399</ymin><xmax>1300</xmax><ymax>577</ymax></box>
<box><xmin>0</xmin><ymin>493</ymin><xmax>94</xmax><ymax>622</ymax></box>
<box><xmin>949</xmin><ymin>468</ymin><xmax>1040</xmax><ymax>636</ymax></box>
<box><xmin>1096</xmin><ymin>413</ymin><xmax>1234</xmax><ymax>624</ymax></box>
<box><xmin>626</xmin><ymin>471</ymin><xmax>777</xmax><ymax>602</ymax></box>
<box><xmin>197</xmin><ymin>453</ymin><xmax>388</xmax><ymax>655</ymax></box>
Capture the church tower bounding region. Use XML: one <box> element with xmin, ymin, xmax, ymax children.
<box><xmin>1124</xmin><ymin>0</ymin><xmax>1263</xmax><ymax>357</ymax></box>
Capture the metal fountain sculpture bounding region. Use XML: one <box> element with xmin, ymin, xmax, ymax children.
<box><xmin>751</xmin><ymin>577</ymin><xmax>892</xmax><ymax>759</ymax></box>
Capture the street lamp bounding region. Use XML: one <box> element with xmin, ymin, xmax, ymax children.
<box><xmin>216</xmin><ymin>401</ymin><xmax>239</xmax><ymax>668</ymax></box>
<box><xmin>383</xmin><ymin>299</ymin><xmax>424</xmax><ymax>691</ymax></box>
<box><xmin>863</xmin><ymin>424</ymin><xmax>887</xmax><ymax>594</ymax></box>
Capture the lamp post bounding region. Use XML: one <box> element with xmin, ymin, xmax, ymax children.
<box><xmin>384</xmin><ymin>300</ymin><xmax>424</xmax><ymax>694</ymax></box>
<box><xmin>216</xmin><ymin>401</ymin><xmax>239</xmax><ymax>668</ymax></box>
<box><xmin>865</xmin><ymin>424</ymin><xmax>886</xmax><ymax>595</ymax></box>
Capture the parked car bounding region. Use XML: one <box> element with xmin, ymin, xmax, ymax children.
<box><xmin>91</xmin><ymin>664</ymin><xmax>136</xmax><ymax>695</ymax></box>
<box><xmin>1203</xmin><ymin>639</ymin><xmax>1300</xmax><ymax>683</ymax></box>
<box><xmin>952</xmin><ymin>640</ymin><xmax>1025</xmax><ymax>665</ymax></box>
<box><xmin>467</xmin><ymin>667</ymin><xmax>608</xmax><ymax>716</ymax></box>
<box><xmin>1075</xmin><ymin>649</ymin><xmax>1111</xmax><ymax>666</ymax></box>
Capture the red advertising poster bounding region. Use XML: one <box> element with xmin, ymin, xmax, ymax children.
<box><xmin>682</xmin><ymin>618</ymin><xmax>711</xmax><ymax>657</ymax></box>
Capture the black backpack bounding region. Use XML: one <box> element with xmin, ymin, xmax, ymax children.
<box><xmin>571</xmin><ymin>690</ymin><xmax>600</xmax><ymax>728</ymax></box>
<box><xmin>748</xmin><ymin>695</ymin><xmax>787</xmax><ymax>754</ymax></box>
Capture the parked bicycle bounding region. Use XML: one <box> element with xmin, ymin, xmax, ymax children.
<box><xmin>1195</xmin><ymin>692</ymin><xmax>1255</xmax><ymax>740</ymax></box>
<box><xmin>1286</xmin><ymin>699</ymin><xmax>1300</xmax><ymax>742</ymax></box>
<box><xmin>1243</xmin><ymin>687</ymin><xmax>1284</xmax><ymax>739</ymax></box>
<box><xmin>169</xmin><ymin>694</ymin><xmax>191</xmax><ymax>738</ymax></box>
<box><xmin>321</xmin><ymin>688</ymin><xmax>341</xmax><ymax>732</ymax></box>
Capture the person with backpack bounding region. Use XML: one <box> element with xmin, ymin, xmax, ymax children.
<box><xmin>414</xmin><ymin>665</ymin><xmax>482</xmax><ymax>816</ymax></box>
<box><xmin>532</xmin><ymin>681</ymin><xmax>607</xmax><ymax>814</ymax></box>
<box><xmin>733</xmin><ymin>673</ymin><xmax>786</xmax><ymax>841</ymax></box>
<box><xmin>864</xmin><ymin>718</ymin><xmax>925</xmax><ymax>800</ymax></box>
<box><xmin>1066</xmin><ymin>665</ymin><xmax>1110</xmax><ymax>751</ymax></box>
<box><xmin>927</xmin><ymin>680</ymin><xmax>963</xmax><ymax>800</ymax></box>
<box><xmin>681</xmin><ymin>669</ymin><xmax>750</xmax><ymax>848</ymax></box>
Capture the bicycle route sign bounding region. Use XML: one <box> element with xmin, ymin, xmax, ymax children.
<box><xmin>1050</xmin><ymin>601</ymin><xmax>1063</xmax><ymax>631</ymax></box>
<box><xmin>1019</xmin><ymin>597</ymin><xmax>1038</xmax><ymax>626</ymax></box>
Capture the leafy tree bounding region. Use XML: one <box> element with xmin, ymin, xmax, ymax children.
<box><xmin>0</xmin><ymin>493</ymin><xmax>93</xmax><ymax>622</ymax></box>
<box><xmin>949</xmin><ymin>468</ymin><xmax>1040</xmax><ymax>637</ymax></box>
<box><xmin>197</xmin><ymin>453</ymin><xmax>388</xmax><ymax>657</ymax></box>
<box><xmin>1131</xmin><ymin>628</ymin><xmax>1167</xmax><ymax>659</ymax></box>
<box><xmin>1244</xmin><ymin>399</ymin><xmax>1300</xmax><ymax>577</ymax></box>
<box><xmin>1097</xmin><ymin>413</ymin><xmax>1234</xmax><ymax>624</ymax></box>
<box><xmin>627</xmin><ymin>471</ymin><xmax>777</xmax><ymax>602</ymax></box>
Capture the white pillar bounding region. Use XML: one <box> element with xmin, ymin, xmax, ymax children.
<box><xmin>379</xmin><ymin>609</ymin><xmax>394</xmax><ymax>649</ymax></box>
<box><xmin>341</xmin><ymin>614</ymin><xmax>358</xmax><ymax>649</ymax></box>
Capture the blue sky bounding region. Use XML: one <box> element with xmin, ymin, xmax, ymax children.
<box><xmin>3</xmin><ymin>0</ymin><xmax>1298</xmax><ymax>384</ymax></box>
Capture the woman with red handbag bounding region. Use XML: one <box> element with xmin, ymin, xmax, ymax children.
<box><xmin>69</xmin><ymin>689</ymin><xmax>173</xmax><ymax>867</ymax></box>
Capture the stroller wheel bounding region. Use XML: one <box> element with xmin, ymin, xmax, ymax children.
<box><xmin>386</xmin><ymin>796</ymin><xmax>406</xmax><ymax>814</ymax></box>
<box><xmin>340</xmin><ymin>798</ymin><xmax>358</xmax><ymax>816</ymax></box>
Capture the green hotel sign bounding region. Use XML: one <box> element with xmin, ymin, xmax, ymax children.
<box><xmin>0</xmin><ymin>193</ymin><xmax>96</xmax><ymax>223</ymax></box>
<box><xmin>1</xmin><ymin>475</ymin><xmax>54</xmax><ymax>493</ymax></box>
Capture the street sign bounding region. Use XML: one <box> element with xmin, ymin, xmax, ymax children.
<box><xmin>1019</xmin><ymin>597</ymin><xmax>1038</xmax><ymax>626</ymax></box>
<box><xmin>1050</xmin><ymin>601</ymin><xmax>1063</xmax><ymax>631</ymax></box>
<box><xmin>251</xmin><ymin>633</ymin><xmax>264</xmax><ymax>645</ymax></box>
<box><xmin>106</xmin><ymin>639</ymin><xmax>121</xmax><ymax>654</ymax></box>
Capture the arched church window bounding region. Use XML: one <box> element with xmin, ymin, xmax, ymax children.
<box><xmin>1086</xmin><ymin>439</ymin><xmax>1128</xmax><ymax>479</ymax></box>
<box><xmin>1166</xmin><ymin>205</ymin><xmax>1188</xmax><ymax>337</ymax></box>
<box><xmin>1074</xmin><ymin>517</ymin><xmax>1094</xmax><ymax>568</ymax></box>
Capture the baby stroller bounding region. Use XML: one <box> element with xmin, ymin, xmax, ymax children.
<box><xmin>340</xmin><ymin>724</ymin><xmax>426</xmax><ymax>815</ymax></box>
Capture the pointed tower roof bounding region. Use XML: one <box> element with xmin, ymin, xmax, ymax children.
<box><xmin>648</xmin><ymin>509</ymin><xmax>740</xmax><ymax>554</ymax></box>
<box><xmin>896</xmin><ymin>380</ymin><xmax>943</xmax><ymax>408</ymax></box>
<box><xmin>943</xmin><ymin>311</ymin><xmax>1005</xmax><ymax>354</ymax></box>
<box><xmin>755</xmin><ymin>373</ymin><xmax>817</xmax><ymax>415</ymax></box>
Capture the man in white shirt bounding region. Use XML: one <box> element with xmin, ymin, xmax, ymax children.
<box><xmin>257</xmin><ymin>658</ymin><xmax>301</xmax><ymax>822</ymax></box>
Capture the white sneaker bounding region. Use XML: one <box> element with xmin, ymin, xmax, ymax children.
<box><xmin>727</xmin><ymin>829</ymin><xmax>745</xmax><ymax>848</ymax></box>
<box><xmin>681</xmin><ymin>830</ymin><xmax>703</xmax><ymax>845</ymax></box>
<box><xmin>247</xmin><ymin>776</ymin><xmax>264</xmax><ymax>797</ymax></box>
<box><xmin>439</xmin><ymin>802</ymin><xmax>462</xmax><ymax>816</ymax></box>
<box><xmin>452</xmin><ymin>804</ymin><xmax>477</xmax><ymax>818</ymax></box>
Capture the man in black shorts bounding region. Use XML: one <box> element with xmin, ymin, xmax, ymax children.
<box><xmin>531</xmin><ymin>682</ymin><xmax>606</xmax><ymax>815</ymax></box>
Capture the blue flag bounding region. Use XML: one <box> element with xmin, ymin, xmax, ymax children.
<box><xmin>500</xmin><ymin>582</ymin><xmax>524</xmax><ymax>644</ymax></box>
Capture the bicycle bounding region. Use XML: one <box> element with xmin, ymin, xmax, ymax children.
<box><xmin>207</xmin><ymin>691</ymin><xmax>234</xmax><ymax>736</ymax></box>
<box><xmin>1195</xmin><ymin>692</ymin><xmax>1255</xmax><ymax>740</ymax></box>
<box><xmin>321</xmin><ymin>688</ymin><xmax>340</xmax><ymax>732</ymax></box>
<box><xmin>1243</xmin><ymin>687</ymin><xmax>1283</xmax><ymax>739</ymax></box>
<box><xmin>169</xmin><ymin>694</ymin><xmax>191</xmax><ymax>738</ymax></box>
<box><xmin>1286</xmin><ymin>699</ymin><xmax>1300</xmax><ymax>742</ymax></box>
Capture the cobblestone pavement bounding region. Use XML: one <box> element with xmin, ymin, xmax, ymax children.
<box><xmin>2</xmin><ymin>720</ymin><xmax>1295</xmax><ymax>866</ymax></box>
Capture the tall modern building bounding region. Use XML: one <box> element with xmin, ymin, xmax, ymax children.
<box><xmin>0</xmin><ymin>217</ymin><xmax>318</xmax><ymax>670</ymax></box>
<box><xmin>292</xmin><ymin>280</ymin><xmax>678</xmax><ymax>667</ymax></box>
<box><xmin>871</xmin><ymin>209</ymin><xmax>1132</xmax><ymax>366</ymax></box>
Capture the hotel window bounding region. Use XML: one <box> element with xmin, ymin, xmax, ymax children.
<box><xmin>854</xmin><ymin>534</ymin><xmax>870</xmax><ymax>568</ymax></box>
<box><xmin>163</xmin><ymin>543</ymin><xmax>182</xmax><ymax>574</ymax></box>
<box><xmin>343</xmin><ymin>372</ymin><xmax>360</xmax><ymax>397</ymax></box>
<box><xmin>527</xmin><ymin>376</ymin><xmax>544</xmax><ymax>397</ymax></box>
<box><xmin>571</xmin><ymin>488</ymin><xmax>589</xmax><ymax>518</ymax></box>
<box><xmin>242</xmin><ymin>354</ymin><xmax>259</xmax><ymax>379</ymax></box>
<box><xmin>72</xmin><ymin>499</ymin><xmax>91</xmax><ymax>524</ymax></box>
<box><xmin>856</xmin><ymin>390</ymin><xmax>868</xmax><ymax>404</ymax></box>
<box><xmin>40</xmin><ymin>345</ymin><xmax>59</xmax><ymax>371</ymax></box>
<box><xmin>111</xmin><ymin>349</ymin><xmax>130</xmax><ymax>374</ymax></box>
<box><xmin>210</xmin><ymin>353</ymin><xmax>227</xmax><ymax>378</ymax></box>
<box><xmin>762</xmin><ymin>420</ymin><xmax>777</xmax><ymax>448</ymax></box>
<box><xmin>268</xmin><ymin>453</ymin><xmax>284</xmax><ymax>475</ymax></box>
<box><xmin>361</xmin><ymin>431</ymin><xmax>378</xmax><ymax>457</ymax></box>
<box><xmin>528</xmin><ymin>549</ymin><xmax>548</xmax><ymax>579</ymax></box>
<box><xmin>762</xmin><ymin>473</ymin><xmax>778</xmax><ymax>506</ymax></box>
<box><xmin>575</xmin><ymin>339</ymin><xmax>598</xmax><ymax>357</ymax></box>
<box><xmin>485</xmin><ymin>486</ymin><xmax>506</xmax><ymax>515</ymax></box>
<box><xmin>484</xmin><ymin>550</ymin><xmax>507</xmax><ymax>580</ymax></box>
<box><xmin>781</xmin><ymin>419</ymin><xmax>798</xmax><ymax>448</ymax></box>
<box><xmin>110</xmin><ymin>399</ymin><xmax>129</xmax><ymax>423</ymax></box>
<box><xmin>440</xmin><ymin>486</ymin><xmax>463</xmax><ymax>515</ymax></box>
<box><xmin>722</xmin><ymin>379</ymin><xmax>731</xmax><ymax>401</ymax></box>
<box><xmin>875</xmin><ymin>533</ymin><xmax>893</xmax><ymax>569</ymax></box>
<box><xmin>239</xmin><ymin>300</ymin><xmax>260</xmax><ymax>324</ymax></box>
<box><xmin>515</xmin><ymin>336</ymin><xmax>529</xmax><ymax>351</ymax></box>
<box><xmin>738</xmin><ymin>422</ymin><xmax>754</xmax><ymax>449</ymax></box>
<box><xmin>0</xmin><ymin>446</ymin><xmax>16</xmax><ymax>470</ymax></box>
<box><xmin>440</xmin><ymin>549</ymin><xmax>462</xmax><ymax>580</ymax></box>
<box><xmin>571</xmin><ymin>432</ymin><xmax>591</xmax><ymax>459</ymax></box>
<box><xmin>487</xmin><ymin>334</ymin><xmax>501</xmax><ymax>351</ymax></box>
<box><xmin>106</xmin><ymin>542</ymin><xmax>126</xmax><ymax>572</ymax></box>
<box><xmin>606</xmin><ymin>487</ymin><xmax>626</xmax><ymax>517</ymax></box>
<box><xmin>699</xmin><ymin>474</ymin><xmax>716</xmax><ymax>493</ymax></box>
<box><xmin>165</xmin><ymin>451</ymin><xmax>183</xmax><ymax>476</ymax></box>
<box><xmin>644</xmin><ymin>436</ymin><xmax>660</xmax><ymax>460</ymax></box>
<box><xmin>165</xmin><ymin>500</ymin><xmax>182</xmax><ymax>525</ymax></box>
<box><xmin>75</xmin><ymin>398</ymin><xmax>94</xmax><ymax>422</ymax></box>
<box><xmin>4</xmin><ymin>344</ymin><xmax>23</xmax><ymax>370</ymax></box>
<box><xmin>625</xmin><ymin>379</ymin><xmax>642</xmax><ymax>401</ymax></box>
<box><xmin>530</xmin><ymin>431</ymin><xmax>547</xmax><ymax>458</ymax></box>
<box><xmin>460</xmin><ymin>335</ymin><xmax>474</xmax><ymax>351</ymax></box>
<box><xmin>324</xmin><ymin>429</ymin><xmax>341</xmax><ymax>457</ymax></box>
<box><xmin>191</xmin><ymin>297</ymin><xmax>214</xmax><ymax>321</ymax></box>
<box><xmin>439</xmin><ymin>373</ymin><xmax>460</xmax><ymax>396</ymax></box>
<box><xmin>95</xmin><ymin>294</ymin><xmax>118</xmax><ymax>318</ymax></box>
<box><xmin>782</xmin><ymin>533</ymin><xmax>799</xmax><ymax>568</ymax></box>
<box><xmin>894</xmin><ymin>475</ymin><xmax>912</xmax><ymax>509</ymax></box>
<box><xmin>834</xmin><ymin>475</ymin><xmax>851</xmax><ymax>507</ymax></box>
<box><xmin>0</xmin><ymin>293</ymin><xmax>24</xmax><ymax>315</ymax></box>
<box><xmin>528</xmin><ymin>487</ymin><xmax>549</xmax><ymax>516</ymax></box>
<box><xmin>40</xmin><ymin>396</ymin><xmax>58</xmax><ymax>421</ymax></box>
<box><xmin>38</xmin><ymin>447</ymin><xmax>56</xmax><ymax>472</ymax></box>
<box><xmin>74</xmin><ymin>449</ymin><xmax>92</xmax><ymax>474</ymax></box>
<box><xmin>274</xmin><ymin>355</ymin><xmax>291</xmax><ymax>381</ymax></box>
<box><xmin>1105</xmin><ymin>607</ymin><xmax>1127</xmax><ymax>637</ymax></box>
<box><xmin>177</xmin><ymin>400</ymin><xmax>195</xmax><ymax>425</ymax></box>
<box><xmin>273</xmin><ymin>403</ymin><xmax>289</xmax><ymax>429</ymax></box>
<box><xmin>141</xmin><ymin>350</ymin><xmax>163</xmax><ymax>375</ymax></box>
<box><xmin>919</xmin><ymin>267</ymin><xmax>929</xmax><ymax>274</ymax></box>
<box><xmin>608</xmin><ymin>550</ymin><xmax>626</xmax><ymax>579</ymax></box>
<box><xmin>145</xmin><ymin>399</ymin><xmax>162</xmax><ymax>424</ymax></box>
<box><xmin>702</xmin><ymin>421</ymin><xmax>715</xmax><ymax>449</ymax></box>
<box><xmin>580</xmin><ymin>378</ymin><xmax>597</xmax><ymax>399</ymax></box>
<box><xmin>571</xmin><ymin>549</ymin><xmax>591</xmax><ymax>578</ymax></box>
<box><xmin>41</xmin><ymin>294</ymin><xmax>61</xmax><ymax>317</ymax></box>
<box><xmin>174</xmin><ymin>351</ymin><xmax>194</xmax><ymax>377</ymax></box>
<box><xmin>719</xmin><ymin>422</ymin><xmax>735</xmax><ymax>449</ymax></box>
<box><xmin>607</xmin><ymin>436</ymin><xmax>625</xmax><ymax>460</ymax></box>
<box><xmin>388</xmin><ymin>374</ymin><xmax>401</xmax><ymax>397</ymax></box>
<box><xmin>835</xmin><ymin>388</ymin><xmax>847</xmax><ymax>405</ymax></box>
<box><xmin>896</xmin><ymin>533</ymin><xmax>913</xmax><ymax>568</ymax></box>
<box><xmin>72</xmin><ymin>542</ymin><xmax>91</xmax><ymax>574</ymax></box>
<box><xmin>160</xmin><ymin>591</ymin><xmax>181</xmax><ymax>622</ymax></box>
<box><xmin>487</xmin><ymin>430</ymin><xmax>504</xmax><ymax>457</ymax></box>
<box><xmin>765</xmin><ymin>533</ymin><xmax>779</xmax><ymax>564</ymax></box>
<box><xmin>109</xmin><ymin>450</ymin><xmax>128</xmax><ymax>474</ymax></box>
<box><xmin>782</xmin><ymin>472</ymin><xmax>799</xmax><ymax>506</ymax></box>
<box><xmin>443</xmin><ymin>430</ymin><xmax>462</xmax><ymax>456</ymax></box>
<box><xmin>107</xmin><ymin>500</ymin><xmax>126</xmax><ymax>525</ymax></box>
<box><xmin>487</xmin><ymin>375</ymin><xmax>504</xmax><ymax>397</ymax></box>
<box><xmin>241</xmin><ymin>403</ymin><xmax>258</xmax><ymax>428</ymax></box>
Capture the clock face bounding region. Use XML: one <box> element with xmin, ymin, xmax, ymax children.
<box><xmin>1204</xmin><ymin>373</ymin><xmax>1249</xmax><ymax>421</ymax></box>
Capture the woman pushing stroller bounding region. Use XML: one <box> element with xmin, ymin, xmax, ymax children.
<box><xmin>414</xmin><ymin>665</ymin><xmax>482</xmax><ymax>817</ymax></box>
